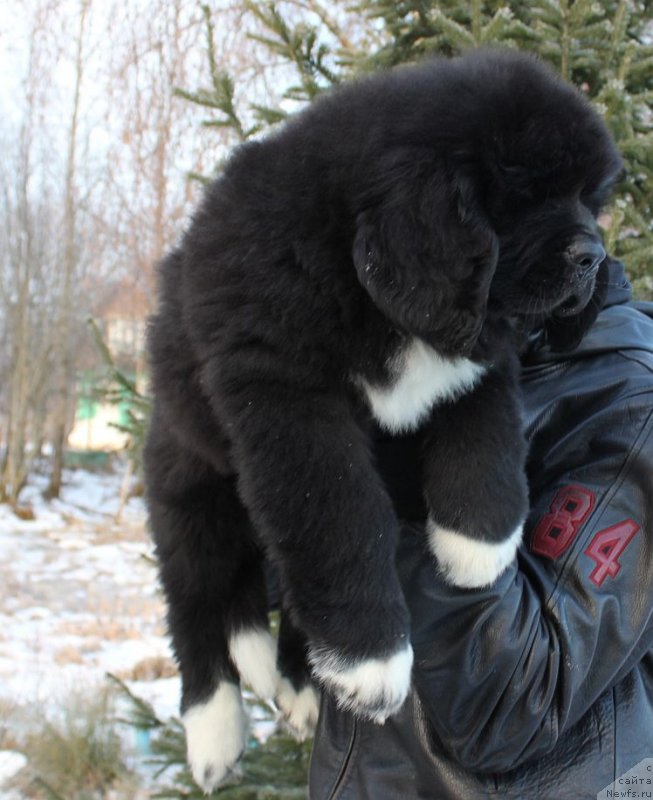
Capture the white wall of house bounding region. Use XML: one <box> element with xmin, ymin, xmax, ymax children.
<box><xmin>68</xmin><ymin>404</ymin><xmax>129</xmax><ymax>451</ymax></box>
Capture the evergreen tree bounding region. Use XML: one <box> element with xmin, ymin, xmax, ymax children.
<box><xmin>109</xmin><ymin>670</ymin><xmax>311</xmax><ymax>799</ymax></box>
<box><xmin>181</xmin><ymin>0</ymin><xmax>653</xmax><ymax>294</ymax></box>
<box><xmin>88</xmin><ymin>319</ymin><xmax>150</xmax><ymax>476</ymax></box>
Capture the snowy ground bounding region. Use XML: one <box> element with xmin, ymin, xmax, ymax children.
<box><xmin>0</xmin><ymin>465</ymin><xmax>179</xmax><ymax>797</ymax></box>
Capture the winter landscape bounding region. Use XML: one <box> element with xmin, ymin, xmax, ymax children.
<box><xmin>0</xmin><ymin>464</ymin><xmax>178</xmax><ymax>798</ymax></box>
<box><xmin>0</xmin><ymin>464</ymin><xmax>309</xmax><ymax>800</ymax></box>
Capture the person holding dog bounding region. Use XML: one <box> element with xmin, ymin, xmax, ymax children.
<box><xmin>309</xmin><ymin>255</ymin><xmax>653</xmax><ymax>799</ymax></box>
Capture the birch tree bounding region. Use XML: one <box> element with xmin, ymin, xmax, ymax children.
<box><xmin>0</xmin><ymin>2</ymin><xmax>59</xmax><ymax>505</ymax></box>
<box><xmin>46</xmin><ymin>0</ymin><xmax>91</xmax><ymax>498</ymax></box>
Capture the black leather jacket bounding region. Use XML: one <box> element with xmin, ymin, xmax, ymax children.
<box><xmin>309</xmin><ymin>262</ymin><xmax>653</xmax><ymax>799</ymax></box>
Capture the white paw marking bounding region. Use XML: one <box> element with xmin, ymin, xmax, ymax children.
<box><xmin>309</xmin><ymin>644</ymin><xmax>413</xmax><ymax>723</ymax></box>
<box><xmin>428</xmin><ymin>519</ymin><xmax>523</xmax><ymax>588</ymax></box>
<box><xmin>358</xmin><ymin>338</ymin><xmax>485</xmax><ymax>433</ymax></box>
<box><xmin>276</xmin><ymin>678</ymin><xmax>320</xmax><ymax>741</ymax></box>
<box><xmin>183</xmin><ymin>682</ymin><xmax>248</xmax><ymax>794</ymax></box>
<box><xmin>229</xmin><ymin>628</ymin><xmax>280</xmax><ymax>699</ymax></box>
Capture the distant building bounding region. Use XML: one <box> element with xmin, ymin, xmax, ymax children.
<box><xmin>68</xmin><ymin>280</ymin><xmax>150</xmax><ymax>452</ymax></box>
<box><xmin>95</xmin><ymin>279</ymin><xmax>150</xmax><ymax>364</ymax></box>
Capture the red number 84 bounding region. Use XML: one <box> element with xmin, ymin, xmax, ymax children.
<box><xmin>531</xmin><ymin>485</ymin><xmax>639</xmax><ymax>587</ymax></box>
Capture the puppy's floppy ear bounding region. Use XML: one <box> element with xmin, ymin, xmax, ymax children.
<box><xmin>352</xmin><ymin>161</ymin><xmax>498</xmax><ymax>356</ymax></box>
<box><xmin>543</xmin><ymin>258</ymin><xmax>610</xmax><ymax>352</ymax></box>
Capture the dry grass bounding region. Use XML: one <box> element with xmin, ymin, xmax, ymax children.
<box><xmin>18</xmin><ymin>685</ymin><xmax>135</xmax><ymax>799</ymax></box>
<box><xmin>0</xmin><ymin>697</ymin><xmax>21</xmax><ymax>750</ymax></box>
<box><xmin>13</xmin><ymin>505</ymin><xmax>36</xmax><ymax>521</ymax></box>
<box><xmin>115</xmin><ymin>655</ymin><xmax>177</xmax><ymax>682</ymax></box>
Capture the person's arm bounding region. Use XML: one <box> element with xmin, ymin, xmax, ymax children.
<box><xmin>400</xmin><ymin>303</ymin><xmax>653</xmax><ymax>772</ymax></box>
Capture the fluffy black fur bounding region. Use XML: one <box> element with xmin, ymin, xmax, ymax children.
<box><xmin>144</xmin><ymin>49</ymin><xmax>621</xmax><ymax>788</ymax></box>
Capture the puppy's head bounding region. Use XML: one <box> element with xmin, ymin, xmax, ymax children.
<box><xmin>472</xmin><ymin>51</ymin><xmax>623</xmax><ymax>347</ymax></box>
<box><xmin>351</xmin><ymin>50</ymin><xmax>622</xmax><ymax>355</ymax></box>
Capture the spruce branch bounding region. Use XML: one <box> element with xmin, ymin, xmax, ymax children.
<box><xmin>246</xmin><ymin>1</ymin><xmax>339</xmax><ymax>100</ymax></box>
<box><xmin>107</xmin><ymin>673</ymin><xmax>165</xmax><ymax>730</ymax></box>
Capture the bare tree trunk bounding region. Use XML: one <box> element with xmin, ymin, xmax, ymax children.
<box><xmin>47</xmin><ymin>0</ymin><xmax>90</xmax><ymax>498</ymax></box>
<box><xmin>0</xmin><ymin>102</ymin><xmax>40</xmax><ymax>506</ymax></box>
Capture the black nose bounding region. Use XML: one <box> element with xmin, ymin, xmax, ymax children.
<box><xmin>565</xmin><ymin>238</ymin><xmax>606</xmax><ymax>274</ymax></box>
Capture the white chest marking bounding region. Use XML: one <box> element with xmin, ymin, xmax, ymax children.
<box><xmin>360</xmin><ymin>338</ymin><xmax>486</xmax><ymax>433</ymax></box>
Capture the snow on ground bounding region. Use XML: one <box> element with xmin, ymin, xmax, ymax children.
<box><xmin>0</xmin><ymin>467</ymin><xmax>173</xmax><ymax>705</ymax></box>
<box><xmin>0</xmin><ymin>464</ymin><xmax>180</xmax><ymax>795</ymax></box>
<box><xmin>0</xmin><ymin>754</ymin><xmax>27</xmax><ymax>789</ymax></box>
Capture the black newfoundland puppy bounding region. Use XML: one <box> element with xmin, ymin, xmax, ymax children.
<box><xmin>144</xmin><ymin>49</ymin><xmax>621</xmax><ymax>791</ymax></box>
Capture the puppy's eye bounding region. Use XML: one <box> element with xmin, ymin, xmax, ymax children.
<box><xmin>581</xmin><ymin>187</ymin><xmax>610</xmax><ymax>216</ymax></box>
<box><xmin>581</xmin><ymin>173</ymin><xmax>621</xmax><ymax>215</ymax></box>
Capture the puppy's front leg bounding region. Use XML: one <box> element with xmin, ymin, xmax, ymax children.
<box><xmin>212</xmin><ymin>366</ymin><xmax>413</xmax><ymax>722</ymax></box>
<box><xmin>423</xmin><ymin>352</ymin><xmax>529</xmax><ymax>588</ymax></box>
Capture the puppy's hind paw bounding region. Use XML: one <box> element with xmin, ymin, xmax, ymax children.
<box><xmin>309</xmin><ymin>643</ymin><xmax>413</xmax><ymax>724</ymax></box>
<box><xmin>228</xmin><ymin>627</ymin><xmax>280</xmax><ymax>700</ymax></box>
<box><xmin>276</xmin><ymin>678</ymin><xmax>320</xmax><ymax>741</ymax></box>
<box><xmin>183</xmin><ymin>682</ymin><xmax>248</xmax><ymax>794</ymax></box>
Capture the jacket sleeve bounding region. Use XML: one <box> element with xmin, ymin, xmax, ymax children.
<box><xmin>401</xmin><ymin>302</ymin><xmax>653</xmax><ymax>773</ymax></box>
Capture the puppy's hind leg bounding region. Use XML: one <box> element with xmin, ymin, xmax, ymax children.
<box><xmin>144</xmin><ymin>414</ymin><xmax>277</xmax><ymax>793</ymax></box>
<box><xmin>276</xmin><ymin>608</ymin><xmax>320</xmax><ymax>740</ymax></box>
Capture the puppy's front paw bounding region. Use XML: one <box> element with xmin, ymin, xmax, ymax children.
<box><xmin>276</xmin><ymin>678</ymin><xmax>320</xmax><ymax>740</ymax></box>
<box><xmin>183</xmin><ymin>682</ymin><xmax>247</xmax><ymax>794</ymax></box>
<box><xmin>308</xmin><ymin>643</ymin><xmax>413</xmax><ymax>724</ymax></box>
<box><xmin>428</xmin><ymin>519</ymin><xmax>523</xmax><ymax>588</ymax></box>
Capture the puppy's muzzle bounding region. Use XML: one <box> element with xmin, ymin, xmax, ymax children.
<box><xmin>556</xmin><ymin>237</ymin><xmax>606</xmax><ymax>317</ymax></box>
